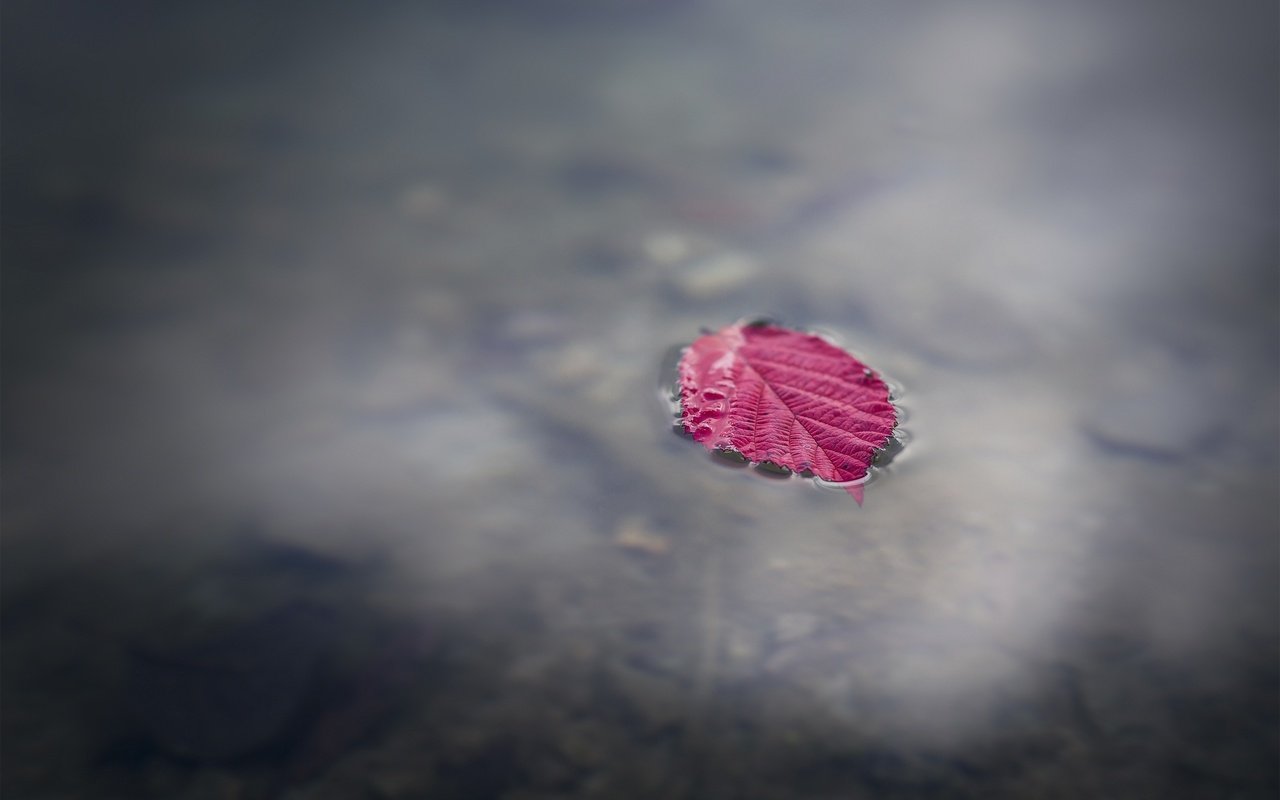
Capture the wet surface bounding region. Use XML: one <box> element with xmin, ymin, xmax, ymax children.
<box><xmin>3</xmin><ymin>1</ymin><xmax>1277</xmax><ymax>798</ymax></box>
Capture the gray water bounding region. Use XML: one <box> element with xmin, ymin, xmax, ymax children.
<box><xmin>3</xmin><ymin>2</ymin><xmax>1277</xmax><ymax>798</ymax></box>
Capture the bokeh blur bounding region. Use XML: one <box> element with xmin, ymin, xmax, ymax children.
<box><xmin>3</xmin><ymin>1</ymin><xmax>1277</xmax><ymax>798</ymax></box>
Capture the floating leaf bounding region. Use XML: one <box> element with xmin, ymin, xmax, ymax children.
<box><xmin>678</xmin><ymin>321</ymin><xmax>897</xmax><ymax>502</ymax></box>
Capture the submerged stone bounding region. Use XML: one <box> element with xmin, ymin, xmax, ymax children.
<box><xmin>128</xmin><ymin>605</ymin><xmax>331</xmax><ymax>762</ymax></box>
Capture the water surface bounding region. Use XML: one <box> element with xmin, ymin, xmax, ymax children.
<box><xmin>3</xmin><ymin>2</ymin><xmax>1277</xmax><ymax>798</ymax></box>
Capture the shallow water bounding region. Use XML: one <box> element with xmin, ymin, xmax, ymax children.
<box><xmin>3</xmin><ymin>2</ymin><xmax>1277</xmax><ymax>798</ymax></box>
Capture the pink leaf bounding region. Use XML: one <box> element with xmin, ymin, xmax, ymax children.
<box><xmin>678</xmin><ymin>322</ymin><xmax>897</xmax><ymax>502</ymax></box>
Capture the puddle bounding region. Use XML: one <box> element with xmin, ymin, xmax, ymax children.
<box><xmin>2</xmin><ymin>3</ymin><xmax>1276</xmax><ymax>799</ymax></box>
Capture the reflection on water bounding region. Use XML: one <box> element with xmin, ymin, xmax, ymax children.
<box><xmin>3</xmin><ymin>1</ymin><xmax>1277</xmax><ymax>798</ymax></box>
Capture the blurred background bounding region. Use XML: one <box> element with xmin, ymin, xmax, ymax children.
<box><xmin>2</xmin><ymin>1</ymin><xmax>1277</xmax><ymax>798</ymax></box>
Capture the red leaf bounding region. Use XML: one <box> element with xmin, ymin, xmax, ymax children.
<box><xmin>678</xmin><ymin>322</ymin><xmax>896</xmax><ymax>501</ymax></box>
